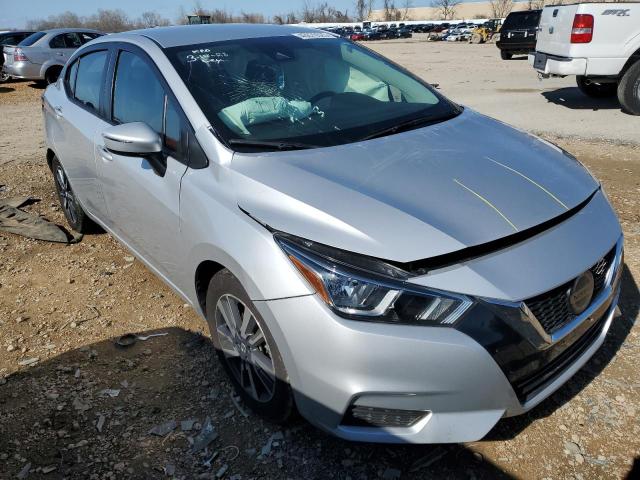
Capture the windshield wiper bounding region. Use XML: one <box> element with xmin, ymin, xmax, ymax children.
<box><xmin>228</xmin><ymin>139</ymin><xmax>319</xmax><ymax>151</ymax></box>
<box><xmin>359</xmin><ymin>111</ymin><xmax>460</xmax><ymax>142</ymax></box>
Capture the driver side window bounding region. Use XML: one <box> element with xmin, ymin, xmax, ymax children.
<box><xmin>112</xmin><ymin>50</ymin><xmax>185</xmax><ymax>160</ymax></box>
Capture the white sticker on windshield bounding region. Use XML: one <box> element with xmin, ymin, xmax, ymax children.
<box><xmin>292</xmin><ymin>32</ymin><xmax>337</xmax><ymax>39</ymax></box>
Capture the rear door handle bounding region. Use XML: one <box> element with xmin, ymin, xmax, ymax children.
<box><xmin>99</xmin><ymin>146</ymin><xmax>113</xmax><ymax>162</ymax></box>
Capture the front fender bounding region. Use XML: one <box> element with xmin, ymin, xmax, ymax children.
<box><xmin>180</xmin><ymin>164</ymin><xmax>314</xmax><ymax>313</ymax></box>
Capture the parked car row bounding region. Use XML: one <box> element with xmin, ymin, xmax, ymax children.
<box><xmin>324</xmin><ymin>24</ymin><xmax>413</xmax><ymax>41</ymax></box>
<box><xmin>1</xmin><ymin>28</ymin><xmax>103</xmax><ymax>84</ymax></box>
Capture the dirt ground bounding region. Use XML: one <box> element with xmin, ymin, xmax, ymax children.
<box><xmin>1</xmin><ymin>40</ymin><xmax>639</xmax><ymax>480</ymax></box>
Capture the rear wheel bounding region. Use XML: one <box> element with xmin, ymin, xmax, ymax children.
<box><xmin>206</xmin><ymin>269</ymin><xmax>294</xmax><ymax>423</ymax></box>
<box><xmin>500</xmin><ymin>50</ymin><xmax>512</xmax><ymax>60</ymax></box>
<box><xmin>45</xmin><ymin>66</ymin><xmax>62</xmax><ymax>85</ymax></box>
<box><xmin>576</xmin><ymin>76</ymin><xmax>617</xmax><ymax>98</ymax></box>
<box><xmin>0</xmin><ymin>71</ymin><xmax>10</xmax><ymax>83</ymax></box>
<box><xmin>51</xmin><ymin>156</ymin><xmax>96</xmax><ymax>233</ymax></box>
<box><xmin>617</xmin><ymin>60</ymin><xmax>640</xmax><ymax>115</ymax></box>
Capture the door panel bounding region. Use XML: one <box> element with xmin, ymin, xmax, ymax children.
<box><xmin>54</xmin><ymin>50</ymin><xmax>110</xmax><ymax>219</ymax></box>
<box><xmin>95</xmin><ymin>143</ymin><xmax>187</xmax><ymax>280</ymax></box>
<box><xmin>95</xmin><ymin>47</ymin><xmax>189</xmax><ymax>281</ymax></box>
<box><xmin>56</xmin><ymin>103</ymin><xmax>108</xmax><ymax>219</ymax></box>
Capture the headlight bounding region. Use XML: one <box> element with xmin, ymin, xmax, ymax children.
<box><xmin>275</xmin><ymin>233</ymin><xmax>473</xmax><ymax>325</ymax></box>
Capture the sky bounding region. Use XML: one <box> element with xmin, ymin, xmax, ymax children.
<box><xmin>0</xmin><ymin>0</ymin><xmax>486</xmax><ymax>29</ymax></box>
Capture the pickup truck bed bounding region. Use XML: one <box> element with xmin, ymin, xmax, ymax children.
<box><xmin>529</xmin><ymin>2</ymin><xmax>640</xmax><ymax>115</ymax></box>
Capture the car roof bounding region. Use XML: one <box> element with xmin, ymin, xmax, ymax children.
<box><xmin>108</xmin><ymin>24</ymin><xmax>333</xmax><ymax>49</ymax></box>
<box><xmin>0</xmin><ymin>30</ymin><xmax>34</xmax><ymax>35</ymax></box>
<box><xmin>42</xmin><ymin>28</ymin><xmax>103</xmax><ymax>34</ymax></box>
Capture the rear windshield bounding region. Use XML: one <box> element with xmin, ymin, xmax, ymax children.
<box><xmin>19</xmin><ymin>32</ymin><xmax>46</xmax><ymax>46</ymax></box>
<box><xmin>165</xmin><ymin>34</ymin><xmax>458</xmax><ymax>150</ymax></box>
<box><xmin>503</xmin><ymin>11</ymin><xmax>541</xmax><ymax>30</ymax></box>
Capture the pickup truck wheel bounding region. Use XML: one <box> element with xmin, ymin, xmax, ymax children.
<box><xmin>576</xmin><ymin>76</ymin><xmax>617</xmax><ymax>98</ymax></box>
<box><xmin>617</xmin><ymin>60</ymin><xmax>640</xmax><ymax>116</ymax></box>
<box><xmin>206</xmin><ymin>269</ymin><xmax>294</xmax><ymax>423</ymax></box>
<box><xmin>51</xmin><ymin>156</ymin><xmax>97</xmax><ymax>233</ymax></box>
<box><xmin>500</xmin><ymin>50</ymin><xmax>512</xmax><ymax>60</ymax></box>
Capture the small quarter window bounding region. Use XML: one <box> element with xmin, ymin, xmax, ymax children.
<box><xmin>74</xmin><ymin>50</ymin><xmax>107</xmax><ymax>112</ymax></box>
<box><xmin>66</xmin><ymin>59</ymin><xmax>79</xmax><ymax>97</ymax></box>
<box><xmin>164</xmin><ymin>99</ymin><xmax>181</xmax><ymax>153</ymax></box>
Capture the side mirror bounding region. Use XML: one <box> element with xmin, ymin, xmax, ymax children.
<box><xmin>102</xmin><ymin>122</ymin><xmax>162</xmax><ymax>156</ymax></box>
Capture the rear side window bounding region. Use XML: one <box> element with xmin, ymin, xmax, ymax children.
<box><xmin>66</xmin><ymin>59</ymin><xmax>79</xmax><ymax>96</ymax></box>
<box><xmin>50</xmin><ymin>33</ymin><xmax>82</xmax><ymax>49</ymax></box>
<box><xmin>79</xmin><ymin>32</ymin><xmax>102</xmax><ymax>44</ymax></box>
<box><xmin>112</xmin><ymin>51</ymin><xmax>164</xmax><ymax>133</ymax></box>
<box><xmin>74</xmin><ymin>50</ymin><xmax>107</xmax><ymax>112</ymax></box>
<box><xmin>18</xmin><ymin>32</ymin><xmax>45</xmax><ymax>46</ymax></box>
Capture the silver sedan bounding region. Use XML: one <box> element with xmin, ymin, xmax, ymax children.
<box><xmin>42</xmin><ymin>24</ymin><xmax>623</xmax><ymax>444</ymax></box>
<box><xmin>2</xmin><ymin>28</ymin><xmax>102</xmax><ymax>84</ymax></box>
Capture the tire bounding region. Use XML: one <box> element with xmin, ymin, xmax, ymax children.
<box><xmin>44</xmin><ymin>66</ymin><xmax>62</xmax><ymax>85</ymax></box>
<box><xmin>469</xmin><ymin>33</ymin><xmax>483</xmax><ymax>44</ymax></box>
<box><xmin>500</xmin><ymin>50</ymin><xmax>512</xmax><ymax>60</ymax></box>
<box><xmin>206</xmin><ymin>269</ymin><xmax>294</xmax><ymax>423</ymax></box>
<box><xmin>51</xmin><ymin>156</ymin><xmax>96</xmax><ymax>233</ymax></box>
<box><xmin>617</xmin><ymin>60</ymin><xmax>640</xmax><ymax>115</ymax></box>
<box><xmin>576</xmin><ymin>76</ymin><xmax>617</xmax><ymax>98</ymax></box>
<box><xmin>0</xmin><ymin>71</ymin><xmax>10</xmax><ymax>83</ymax></box>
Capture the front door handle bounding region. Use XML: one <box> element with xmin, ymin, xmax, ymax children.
<box><xmin>99</xmin><ymin>146</ymin><xmax>113</xmax><ymax>162</ymax></box>
<box><xmin>53</xmin><ymin>106</ymin><xmax>63</xmax><ymax>118</ymax></box>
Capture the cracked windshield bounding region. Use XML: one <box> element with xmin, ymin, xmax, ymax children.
<box><xmin>166</xmin><ymin>34</ymin><xmax>457</xmax><ymax>150</ymax></box>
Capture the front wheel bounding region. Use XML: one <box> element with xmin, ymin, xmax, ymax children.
<box><xmin>206</xmin><ymin>269</ymin><xmax>294</xmax><ymax>423</ymax></box>
<box><xmin>617</xmin><ymin>60</ymin><xmax>640</xmax><ymax>115</ymax></box>
<box><xmin>576</xmin><ymin>76</ymin><xmax>617</xmax><ymax>98</ymax></box>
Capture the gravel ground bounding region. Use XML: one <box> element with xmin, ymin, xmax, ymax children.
<box><xmin>0</xmin><ymin>40</ymin><xmax>639</xmax><ymax>480</ymax></box>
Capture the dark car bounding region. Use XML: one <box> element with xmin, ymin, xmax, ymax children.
<box><xmin>496</xmin><ymin>10</ymin><xmax>541</xmax><ymax>60</ymax></box>
<box><xmin>362</xmin><ymin>28</ymin><xmax>382</xmax><ymax>41</ymax></box>
<box><xmin>0</xmin><ymin>30</ymin><xmax>36</xmax><ymax>82</ymax></box>
<box><xmin>396</xmin><ymin>27</ymin><xmax>413</xmax><ymax>38</ymax></box>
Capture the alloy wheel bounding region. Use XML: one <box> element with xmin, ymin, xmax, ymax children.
<box><xmin>214</xmin><ymin>294</ymin><xmax>276</xmax><ymax>403</ymax></box>
<box><xmin>54</xmin><ymin>165</ymin><xmax>77</xmax><ymax>226</ymax></box>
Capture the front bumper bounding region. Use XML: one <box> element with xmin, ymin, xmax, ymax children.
<box><xmin>528</xmin><ymin>52</ymin><xmax>587</xmax><ymax>76</ymax></box>
<box><xmin>2</xmin><ymin>61</ymin><xmax>42</xmax><ymax>80</ymax></box>
<box><xmin>255</xmin><ymin>236</ymin><xmax>623</xmax><ymax>444</ymax></box>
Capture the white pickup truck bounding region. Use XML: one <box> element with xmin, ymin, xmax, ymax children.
<box><xmin>529</xmin><ymin>2</ymin><xmax>640</xmax><ymax>115</ymax></box>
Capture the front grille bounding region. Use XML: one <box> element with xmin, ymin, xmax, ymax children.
<box><xmin>512</xmin><ymin>313</ymin><xmax>607</xmax><ymax>402</ymax></box>
<box><xmin>341</xmin><ymin>405</ymin><xmax>428</xmax><ymax>428</ymax></box>
<box><xmin>525</xmin><ymin>247</ymin><xmax>615</xmax><ymax>334</ymax></box>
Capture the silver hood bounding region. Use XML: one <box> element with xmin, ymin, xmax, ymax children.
<box><xmin>231</xmin><ymin>109</ymin><xmax>599</xmax><ymax>263</ymax></box>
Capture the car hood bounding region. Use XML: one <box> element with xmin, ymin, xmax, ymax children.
<box><xmin>231</xmin><ymin>108</ymin><xmax>598</xmax><ymax>263</ymax></box>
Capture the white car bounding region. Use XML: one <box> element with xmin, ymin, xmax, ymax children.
<box><xmin>530</xmin><ymin>2</ymin><xmax>640</xmax><ymax>114</ymax></box>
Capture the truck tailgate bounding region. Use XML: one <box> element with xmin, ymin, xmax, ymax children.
<box><xmin>536</xmin><ymin>4</ymin><xmax>579</xmax><ymax>57</ymax></box>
